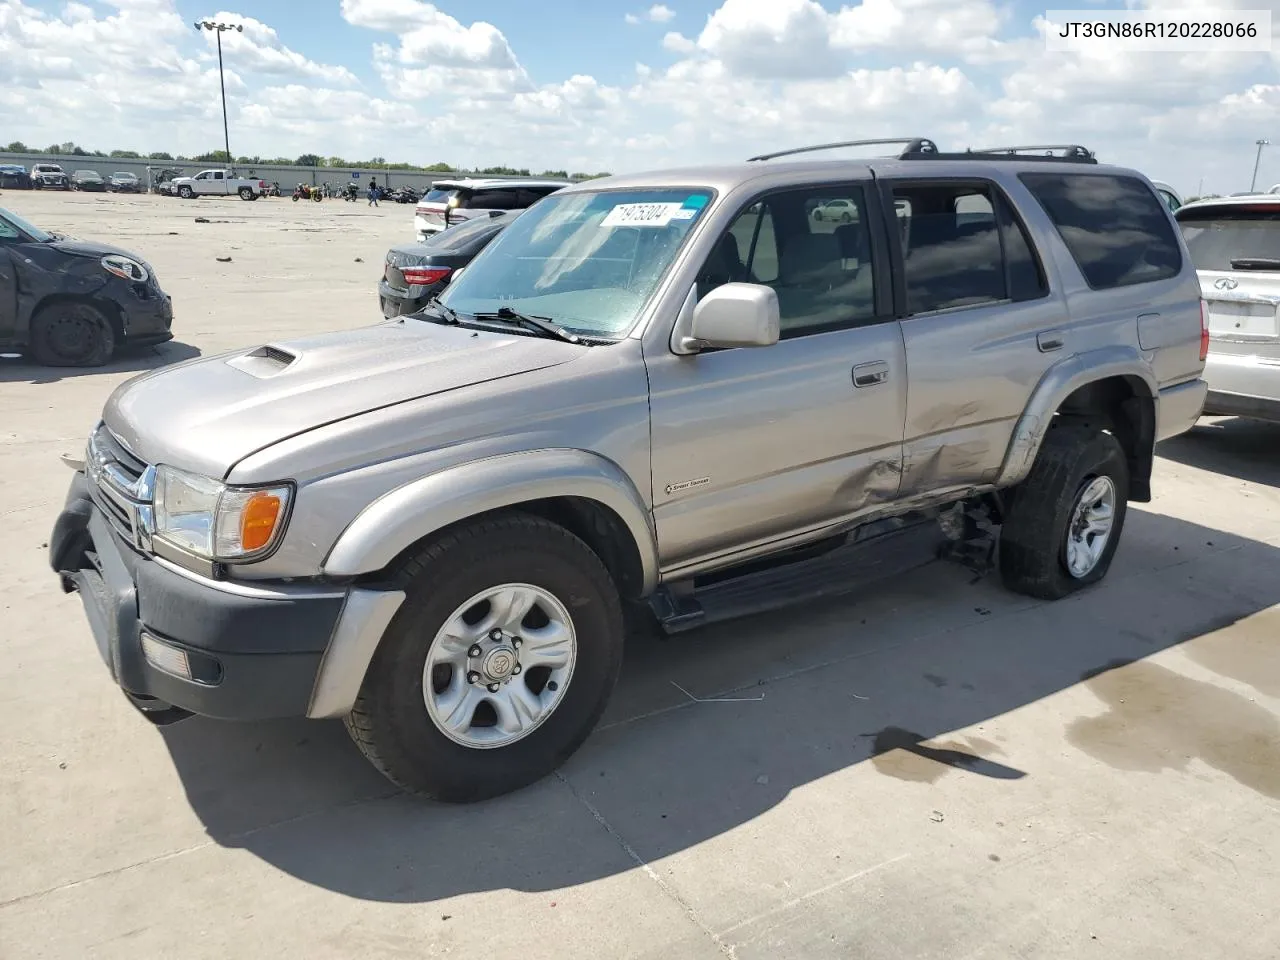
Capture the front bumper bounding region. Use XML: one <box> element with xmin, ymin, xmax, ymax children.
<box><xmin>114</xmin><ymin>282</ymin><xmax>174</xmax><ymax>344</ymax></box>
<box><xmin>50</xmin><ymin>472</ymin><xmax>346</xmax><ymax>721</ymax></box>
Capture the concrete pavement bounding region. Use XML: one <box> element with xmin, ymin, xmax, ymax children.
<box><xmin>1</xmin><ymin>191</ymin><xmax>1277</xmax><ymax>959</ymax></box>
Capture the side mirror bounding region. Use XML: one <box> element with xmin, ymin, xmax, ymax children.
<box><xmin>687</xmin><ymin>283</ymin><xmax>780</xmax><ymax>350</ymax></box>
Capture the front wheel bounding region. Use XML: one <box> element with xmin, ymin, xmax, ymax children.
<box><xmin>178</xmin><ymin>186</ymin><xmax>193</xmax><ymax>199</ymax></box>
<box><xmin>29</xmin><ymin>302</ymin><xmax>116</xmax><ymax>367</ymax></box>
<box><xmin>345</xmin><ymin>513</ymin><xmax>624</xmax><ymax>802</ymax></box>
<box><xmin>312</xmin><ymin>192</ymin><xmax>322</xmax><ymax>203</ymax></box>
<box><xmin>999</xmin><ymin>421</ymin><xmax>1129</xmax><ymax>600</ymax></box>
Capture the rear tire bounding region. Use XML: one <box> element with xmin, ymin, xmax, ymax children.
<box><xmin>999</xmin><ymin>421</ymin><xmax>1129</xmax><ymax>600</ymax></box>
<box><xmin>238</xmin><ymin>187</ymin><xmax>253</xmax><ymax>200</ymax></box>
<box><xmin>345</xmin><ymin>513</ymin><xmax>625</xmax><ymax>802</ymax></box>
<box><xmin>29</xmin><ymin>302</ymin><xmax>116</xmax><ymax>367</ymax></box>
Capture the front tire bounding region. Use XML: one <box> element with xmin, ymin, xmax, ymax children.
<box><xmin>178</xmin><ymin>185</ymin><xmax>193</xmax><ymax>199</ymax></box>
<box><xmin>999</xmin><ymin>421</ymin><xmax>1129</xmax><ymax>600</ymax></box>
<box><xmin>346</xmin><ymin>513</ymin><xmax>624</xmax><ymax>802</ymax></box>
<box><xmin>29</xmin><ymin>302</ymin><xmax>116</xmax><ymax>367</ymax></box>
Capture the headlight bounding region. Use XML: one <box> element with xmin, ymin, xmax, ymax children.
<box><xmin>101</xmin><ymin>254</ymin><xmax>149</xmax><ymax>284</ymax></box>
<box><xmin>153</xmin><ymin>465</ymin><xmax>292</xmax><ymax>561</ymax></box>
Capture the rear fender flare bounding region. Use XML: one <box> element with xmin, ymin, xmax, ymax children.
<box><xmin>322</xmin><ymin>448</ymin><xmax>659</xmax><ymax>594</ymax></box>
<box><xmin>997</xmin><ymin>346</ymin><xmax>1157</xmax><ymax>487</ymax></box>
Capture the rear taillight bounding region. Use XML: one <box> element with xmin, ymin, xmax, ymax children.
<box><xmin>402</xmin><ymin>266</ymin><xmax>451</xmax><ymax>286</ymax></box>
<box><xmin>1200</xmin><ymin>299</ymin><xmax>1210</xmax><ymax>361</ymax></box>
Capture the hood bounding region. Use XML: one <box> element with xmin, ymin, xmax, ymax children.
<box><xmin>52</xmin><ymin>238</ymin><xmax>145</xmax><ymax>260</ymax></box>
<box><xmin>103</xmin><ymin>321</ymin><xmax>583</xmax><ymax>478</ymax></box>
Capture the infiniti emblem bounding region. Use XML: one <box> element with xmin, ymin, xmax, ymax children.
<box><xmin>1214</xmin><ymin>277</ymin><xmax>1238</xmax><ymax>290</ymax></box>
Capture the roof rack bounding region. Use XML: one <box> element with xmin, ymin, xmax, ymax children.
<box><xmin>969</xmin><ymin>144</ymin><xmax>1097</xmax><ymax>162</ymax></box>
<box><xmin>747</xmin><ymin>138</ymin><xmax>939</xmax><ymax>162</ymax></box>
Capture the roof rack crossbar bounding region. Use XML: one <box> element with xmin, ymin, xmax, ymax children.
<box><xmin>748</xmin><ymin>138</ymin><xmax>939</xmax><ymax>163</ymax></box>
<box><xmin>970</xmin><ymin>144</ymin><xmax>1096</xmax><ymax>160</ymax></box>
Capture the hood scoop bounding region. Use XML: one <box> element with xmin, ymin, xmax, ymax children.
<box><xmin>226</xmin><ymin>344</ymin><xmax>298</xmax><ymax>378</ymax></box>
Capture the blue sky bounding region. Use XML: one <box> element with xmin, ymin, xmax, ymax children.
<box><xmin>2</xmin><ymin>0</ymin><xmax>1279</xmax><ymax>195</ymax></box>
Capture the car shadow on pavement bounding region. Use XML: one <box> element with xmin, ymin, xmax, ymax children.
<box><xmin>1159</xmin><ymin>417</ymin><xmax>1280</xmax><ymax>488</ymax></box>
<box><xmin>157</xmin><ymin>505</ymin><xmax>1280</xmax><ymax>905</ymax></box>
<box><xmin>0</xmin><ymin>341</ymin><xmax>200</xmax><ymax>384</ymax></box>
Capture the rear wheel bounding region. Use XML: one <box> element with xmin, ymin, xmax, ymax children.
<box><xmin>29</xmin><ymin>302</ymin><xmax>116</xmax><ymax>367</ymax></box>
<box><xmin>345</xmin><ymin>513</ymin><xmax>624</xmax><ymax>802</ymax></box>
<box><xmin>238</xmin><ymin>186</ymin><xmax>253</xmax><ymax>200</ymax></box>
<box><xmin>999</xmin><ymin>421</ymin><xmax>1129</xmax><ymax>600</ymax></box>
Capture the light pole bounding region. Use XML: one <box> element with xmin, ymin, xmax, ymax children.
<box><xmin>195</xmin><ymin>20</ymin><xmax>243</xmax><ymax>166</ymax></box>
<box><xmin>1250</xmin><ymin>138</ymin><xmax>1269</xmax><ymax>193</ymax></box>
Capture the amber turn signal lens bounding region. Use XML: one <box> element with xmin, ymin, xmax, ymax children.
<box><xmin>240</xmin><ymin>492</ymin><xmax>282</xmax><ymax>552</ymax></box>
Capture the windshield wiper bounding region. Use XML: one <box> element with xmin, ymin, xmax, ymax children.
<box><xmin>1229</xmin><ymin>257</ymin><xmax>1280</xmax><ymax>271</ymax></box>
<box><xmin>416</xmin><ymin>297</ymin><xmax>460</xmax><ymax>324</ymax></box>
<box><xmin>473</xmin><ymin>306</ymin><xmax>582</xmax><ymax>344</ymax></box>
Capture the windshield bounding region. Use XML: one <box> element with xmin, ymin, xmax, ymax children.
<box><xmin>0</xmin><ymin>208</ymin><xmax>51</xmax><ymax>242</ymax></box>
<box><xmin>112</xmin><ymin>172</ymin><xmax>136</xmax><ymax>180</ymax></box>
<box><xmin>1178</xmin><ymin>206</ymin><xmax>1280</xmax><ymax>271</ymax></box>
<box><xmin>36</xmin><ymin>165</ymin><xmax>62</xmax><ymax>173</ymax></box>
<box><xmin>75</xmin><ymin>170</ymin><xmax>99</xmax><ymax>178</ymax></box>
<box><xmin>424</xmin><ymin>188</ymin><xmax>456</xmax><ymax>203</ymax></box>
<box><xmin>440</xmin><ymin>187</ymin><xmax>714</xmax><ymax>337</ymax></box>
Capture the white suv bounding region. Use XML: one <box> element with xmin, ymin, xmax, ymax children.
<box><xmin>1176</xmin><ymin>195</ymin><xmax>1280</xmax><ymax>422</ymax></box>
<box><xmin>413</xmin><ymin>178</ymin><xmax>570</xmax><ymax>241</ymax></box>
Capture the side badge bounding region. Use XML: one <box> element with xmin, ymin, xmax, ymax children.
<box><xmin>665</xmin><ymin>477</ymin><xmax>710</xmax><ymax>495</ymax></box>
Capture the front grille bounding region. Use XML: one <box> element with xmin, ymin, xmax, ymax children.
<box><xmin>86</xmin><ymin>424</ymin><xmax>155</xmax><ymax>550</ymax></box>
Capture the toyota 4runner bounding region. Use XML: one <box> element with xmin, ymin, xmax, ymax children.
<box><xmin>50</xmin><ymin>138</ymin><xmax>1209</xmax><ymax>802</ymax></box>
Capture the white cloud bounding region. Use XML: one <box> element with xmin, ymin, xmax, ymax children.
<box><xmin>626</xmin><ymin>4</ymin><xmax>676</xmax><ymax>25</ymax></box>
<box><xmin>663</xmin><ymin>31</ymin><xmax>696</xmax><ymax>53</ymax></box>
<box><xmin>0</xmin><ymin>0</ymin><xmax>1277</xmax><ymax>195</ymax></box>
<box><xmin>197</xmin><ymin>12</ymin><xmax>359</xmax><ymax>84</ymax></box>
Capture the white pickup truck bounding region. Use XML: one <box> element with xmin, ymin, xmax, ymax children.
<box><xmin>169</xmin><ymin>169</ymin><xmax>267</xmax><ymax>201</ymax></box>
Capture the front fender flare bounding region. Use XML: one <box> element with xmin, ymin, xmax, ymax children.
<box><xmin>322</xmin><ymin>448</ymin><xmax>659</xmax><ymax>595</ymax></box>
<box><xmin>996</xmin><ymin>345</ymin><xmax>1157</xmax><ymax>488</ymax></box>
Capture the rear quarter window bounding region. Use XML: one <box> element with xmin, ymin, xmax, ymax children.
<box><xmin>1020</xmin><ymin>173</ymin><xmax>1182</xmax><ymax>289</ymax></box>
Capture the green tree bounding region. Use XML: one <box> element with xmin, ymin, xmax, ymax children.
<box><xmin>540</xmin><ymin>169</ymin><xmax>569</xmax><ymax>179</ymax></box>
<box><xmin>423</xmin><ymin>162</ymin><xmax>454</xmax><ymax>172</ymax></box>
<box><xmin>325</xmin><ymin>156</ymin><xmax>349</xmax><ymax>167</ymax></box>
<box><xmin>110</xmin><ymin>149</ymin><xmax>141</xmax><ymax>158</ymax></box>
<box><xmin>195</xmin><ymin>150</ymin><xmax>231</xmax><ymax>162</ymax></box>
<box><xmin>147</xmin><ymin>151</ymin><xmax>173</xmax><ymax>160</ymax></box>
<box><xmin>295</xmin><ymin>153</ymin><xmax>321</xmax><ymax>167</ymax></box>
<box><xmin>5</xmin><ymin>141</ymin><xmax>28</xmax><ymax>152</ymax></box>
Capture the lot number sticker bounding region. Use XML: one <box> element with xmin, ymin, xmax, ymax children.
<box><xmin>601</xmin><ymin>202</ymin><xmax>685</xmax><ymax>228</ymax></box>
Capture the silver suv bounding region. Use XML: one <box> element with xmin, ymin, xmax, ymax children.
<box><xmin>50</xmin><ymin>138</ymin><xmax>1208</xmax><ymax>802</ymax></box>
<box><xmin>413</xmin><ymin>177</ymin><xmax>570</xmax><ymax>240</ymax></box>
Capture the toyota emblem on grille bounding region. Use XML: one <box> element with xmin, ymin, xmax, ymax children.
<box><xmin>1215</xmin><ymin>277</ymin><xmax>1238</xmax><ymax>290</ymax></box>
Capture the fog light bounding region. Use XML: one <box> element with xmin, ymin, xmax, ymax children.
<box><xmin>141</xmin><ymin>632</ymin><xmax>192</xmax><ymax>680</ymax></box>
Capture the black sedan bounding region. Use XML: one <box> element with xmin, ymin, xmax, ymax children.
<box><xmin>379</xmin><ymin>211</ymin><xmax>516</xmax><ymax>318</ymax></box>
<box><xmin>108</xmin><ymin>172</ymin><xmax>143</xmax><ymax>194</ymax></box>
<box><xmin>0</xmin><ymin>164</ymin><xmax>31</xmax><ymax>190</ymax></box>
<box><xmin>0</xmin><ymin>207</ymin><xmax>173</xmax><ymax>366</ymax></box>
<box><xmin>71</xmin><ymin>170</ymin><xmax>108</xmax><ymax>192</ymax></box>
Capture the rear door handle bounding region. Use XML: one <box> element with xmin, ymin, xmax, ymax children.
<box><xmin>1037</xmin><ymin>330</ymin><xmax>1065</xmax><ymax>353</ymax></box>
<box><xmin>853</xmin><ymin>360</ymin><xmax>889</xmax><ymax>388</ymax></box>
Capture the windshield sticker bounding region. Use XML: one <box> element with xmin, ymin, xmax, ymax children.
<box><xmin>682</xmin><ymin>194</ymin><xmax>710</xmax><ymax>210</ymax></box>
<box><xmin>600</xmin><ymin>202</ymin><xmax>685</xmax><ymax>228</ymax></box>
<box><xmin>671</xmin><ymin>208</ymin><xmax>698</xmax><ymax>220</ymax></box>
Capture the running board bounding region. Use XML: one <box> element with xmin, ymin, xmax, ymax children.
<box><xmin>649</xmin><ymin>519</ymin><xmax>943</xmax><ymax>635</ymax></box>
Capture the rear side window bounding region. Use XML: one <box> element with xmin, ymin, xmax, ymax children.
<box><xmin>1020</xmin><ymin>173</ymin><xmax>1182</xmax><ymax>289</ymax></box>
<box><xmin>1176</xmin><ymin>205</ymin><xmax>1280</xmax><ymax>272</ymax></box>
<box><xmin>424</xmin><ymin>188</ymin><xmax>455</xmax><ymax>203</ymax></box>
<box><xmin>891</xmin><ymin>182</ymin><xmax>1046</xmax><ymax>315</ymax></box>
<box><xmin>466</xmin><ymin>189</ymin><xmax>521</xmax><ymax>210</ymax></box>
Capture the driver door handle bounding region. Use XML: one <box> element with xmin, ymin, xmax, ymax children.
<box><xmin>853</xmin><ymin>360</ymin><xmax>889</xmax><ymax>388</ymax></box>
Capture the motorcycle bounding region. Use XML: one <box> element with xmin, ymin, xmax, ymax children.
<box><xmin>343</xmin><ymin>182</ymin><xmax>359</xmax><ymax>202</ymax></box>
<box><xmin>292</xmin><ymin>184</ymin><xmax>323</xmax><ymax>202</ymax></box>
